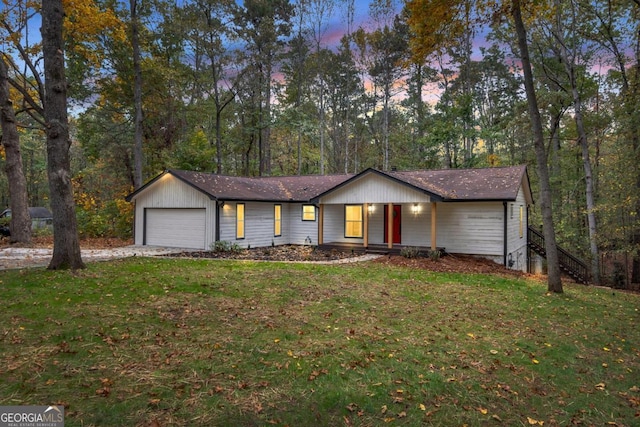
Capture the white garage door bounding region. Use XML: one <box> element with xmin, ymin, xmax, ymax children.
<box><xmin>145</xmin><ymin>208</ymin><xmax>206</xmax><ymax>249</ymax></box>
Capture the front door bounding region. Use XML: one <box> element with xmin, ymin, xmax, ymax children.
<box><xmin>383</xmin><ymin>204</ymin><xmax>402</xmax><ymax>244</ymax></box>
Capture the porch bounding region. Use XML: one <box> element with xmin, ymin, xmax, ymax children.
<box><xmin>316</xmin><ymin>202</ymin><xmax>440</xmax><ymax>252</ymax></box>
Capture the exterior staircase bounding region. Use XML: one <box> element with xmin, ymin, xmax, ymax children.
<box><xmin>528</xmin><ymin>226</ymin><xmax>589</xmax><ymax>284</ymax></box>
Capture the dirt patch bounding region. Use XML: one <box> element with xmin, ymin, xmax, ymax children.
<box><xmin>170</xmin><ymin>245</ymin><xmax>535</xmax><ymax>279</ymax></box>
<box><xmin>168</xmin><ymin>245</ymin><xmax>362</xmax><ymax>262</ymax></box>
<box><xmin>373</xmin><ymin>252</ymin><xmax>534</xmax><ymax>279</ymax></box>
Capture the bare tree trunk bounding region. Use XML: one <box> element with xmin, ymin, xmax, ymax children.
<box><xmin>41</xmin><ymin>0</ymin><xmax>84</xmax><ymax>270</ymax></box>
<box><xmin>0</xmin><ymin>56</ymin><xmax>31</xmax><ymax>244</ymax></box>
<box><xmin>131</xmin><ymin>0</ymin><xmax>144</xmax><ymax>189</ymax></box>
<box><xmin>512</xmin><ymin>0</ymin><xmax>562</xmax><ymax>292</ymax></box>
<box><xmin>554</xmin><ymin>0</ymin><xmax>600</xmax><ymax>283</ymax></box>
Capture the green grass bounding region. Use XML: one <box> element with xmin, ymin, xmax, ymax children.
<box><xmin>1</xmin><ymin>258</ymin><xmax>639</xmax><ymax>426</ymax></box>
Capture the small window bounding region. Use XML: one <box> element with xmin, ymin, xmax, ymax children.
<box><xmin>236</xmin><ymin>203</ymin><xmax>245</xmax><ymax>239</ymax></box>
<box><xmin>345</xmin><ymin>205</ymin><xmax>363</xmax><ymax>238</ymax></box>
<box><xmin>274</xmin><ymin>204</ymin><xmax>282</xmax><ymax>237</ymax></box>
<box><xmin>302</xmin><ymin>205</ymin><xmax>316</xmax><ymax>221</ymax></box>
<box><xmin>519</xmin><ymin>205</ymin><xmax>524</xmax><ymax>238</ymax></box>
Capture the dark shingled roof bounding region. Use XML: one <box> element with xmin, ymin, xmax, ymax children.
<box><xmin>127</xmin><ymin>166</ymin><xmax>529</xmax><ymax>203</ymax></box>
<box><xmin>384</xmin><ymin>165</ymin><xmax>528</xmax><ymax>201</ymax></box>
<box><xmin>166</xmin><ymin>169</ymin><xmax>355</xmax><ymax>202</ymax></box>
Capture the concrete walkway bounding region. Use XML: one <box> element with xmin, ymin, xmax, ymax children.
<box><xmin>0</xmin><ymin>246</ymin><xmax>381</xmax><ymax>270</ymax></box>
<box><xmin>0</xmin><ymin>246</ymin><xmax>185</xmax><ymax>270</ymax></box>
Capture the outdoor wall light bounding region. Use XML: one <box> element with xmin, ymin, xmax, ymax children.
<box><xmin>367</xmin><ymin>204</ymin><xmax>374</xmax><ymax>213</ymax></box>
<box><xmin>411</xmin><ymin>203</ymin><xmax>420</xmax><ymax>213</ymax></box>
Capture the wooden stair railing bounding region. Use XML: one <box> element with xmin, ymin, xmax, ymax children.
<box><xmin>528</xmin><ymin>226</ymin><xmax>589</xmax><ymax>284</ymax></box>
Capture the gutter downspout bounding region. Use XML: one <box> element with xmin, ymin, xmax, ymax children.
<box><xmin>215</xmin><ymin>200</ymin><xmax>222</xmax><ymax>243</ymax></box>
<box><xmin>503</xmin><ymin>202</ymin><xmax>508</xmax><ymax>267</ymax></box>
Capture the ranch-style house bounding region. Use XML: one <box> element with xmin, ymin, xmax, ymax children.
<box><xmin>126</xmin><ymin>165</ymin><xmax>533</xmax><ymax>272</ymax></box>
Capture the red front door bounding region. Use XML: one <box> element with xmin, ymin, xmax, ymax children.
<box><xmin>383</xmin><ymin>204</ymin><xmax>402</xmax><ymax>244</ymax></box>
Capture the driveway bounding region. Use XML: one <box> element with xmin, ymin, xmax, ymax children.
<box><xmin>0</xmin><ymin>246</ymin><xmax>185</xmax><ymax>270</ymax></box>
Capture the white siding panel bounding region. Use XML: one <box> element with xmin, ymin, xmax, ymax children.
<box><xmin>320</xmin><ymin>173</ymin><xmax>430</xmax><ymax>204</ymax></box>
<box><xmin>146</xmin><ymin>208</ymin><xmax>206</xmax><ymax>249</ymax></box>
<box><xmin>436</xmin><ymin>202</ymin><xmax>504</xmax><ymax>256</ymax></box>
<box><xmin>322</xmin><ymin>204</ymin><xmax>364</xmax><ymax>244</ymax></box>
<box><xmin>506</xmin><ymin>188</ymin><xmax>528</xmax><ymax>271</ymax></box>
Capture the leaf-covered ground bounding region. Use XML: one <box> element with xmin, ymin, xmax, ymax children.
<box><xmin>1</xmin><ymin>257</ymin><xmax>638</xmax><ymax>426</ymax></box>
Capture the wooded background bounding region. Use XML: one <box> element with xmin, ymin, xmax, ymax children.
<box><xmin>0</xmin><ymin>0</ymin><xmax>638</xmax><ymax>284</ymax></box>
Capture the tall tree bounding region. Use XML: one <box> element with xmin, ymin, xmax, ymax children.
<box><xmin>0</xmin><ymin>56</ymin><xmax>31</xmax><ymax>244</ymax></box>
<box><xmin>179</xmin><ymin>0</ymin><xmax>239</xmax><ymax>174</ymax></box>
<box><xmin>305</xmin><ymin>0</ymin><xmax>341</xmax><ymax>174</ymax></box>
<box><xmin>511</xmin><ymin>0</ymin><xmax>562</xmax><ymax>292</ymax></box>
<box><xmin>551</xmin><ymin>0</ymin><xmax>600</xmax><ymax>283</ymax></box>
<box><xmin>41</xmin><ymin>0</ymin><xmax>84</xmax><ymax>269</ymax></box>
<box><xmin>582</xmin><ymin>0</ymin><xmax>640</xmax><ymax>282</ymax></box>
<box><xmin>130</xmin><ymin>0</ymin><xmax>144</xmax><ymax>189</ymax></box>
<box><xmin>406</xmin><ymin>0</ymin><xmax>563</xmax><ymax>291</ymax></box>
<box><xmin>234</xmin><ymin>0</ymin><xmax>292</xmax><ymax>176</ymax></box>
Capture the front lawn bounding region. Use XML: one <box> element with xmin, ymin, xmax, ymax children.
<box><xmin>1</xmin><ymin>258</ymin><xmax>638</xmax><ymax>426</ymax></box>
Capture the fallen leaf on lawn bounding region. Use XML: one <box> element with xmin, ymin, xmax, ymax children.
<box><xmin>490</xmin><ymin>350</ymin><xmax>498</xmax><ymax>355</ymax></box>
<box><xmin>532</xmin><ymin>359</ymin><xmax>539</xmax><ymax>364</ymax></box>
<box><xmin>398</xmin><ymin>411</ymin><xmax>407</xmax><ymax>418</ymax></box>
<box><xmin>381</xmin><ymin>405</ymin><xmax>387</xmax><ymax>414</ymax></box>
<box><xmin>527</xmin><ymin>416</ymin><xmax>544</xmax><ymax>425</ymax></box>
<box><xmin>603</xmin><ymin>347</ymin><xmax>611</xmax><ymax>352</ymax></box>
<box><xmin>492</xmin><ymin>414</ymin><xmax>503</xmax><ymax>422</ymax></box>
<box><xmin>418</xmin><ymin>403</ymin><xmax>426</xmax><ymax>411</ymax></box>
<box><xmin>595</xmin><ymin>383</ymin><xmax>606</xmax><ymax>390</ymax></box>
<box><xmin>346</xmin><ymin>402</ymin><xmax>358</xmax><ymax>412</ymax></box>
<box><xmin>478</xmin><ymin>407</ymin><xmax>488</xmax><ymax>415</ymax></box>
<box><xmin>467</xmin><ymin>333</ymin><xmax>475</xmax><ymax>339</ymax></box>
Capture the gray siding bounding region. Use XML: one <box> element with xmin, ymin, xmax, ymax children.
<box><xmin>219</xmin><ymin>202</ymin><xmax>318</xmax><ymax>248</ymax></box>
<box><xmin>288</xmin><ymin>203</ymin><xmax>319</xmax><ymax>245</ymax></box>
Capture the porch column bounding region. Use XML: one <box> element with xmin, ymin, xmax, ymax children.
<box><xmin>387</xmin><ymin>203</ymin><xmax>393</xmax><ymax>249</ymax></box>
<box><xmin>363</xmin><ymin>203</ymin><xmax>369</xmax><ymax>248</ymax></box>
<box><xmin>431</xmin><ymin>202</ymin><xmax>437</xmax><ymax>250</ymax></box>
<box><xmin>318</xmin><ymin>204</ymin><xmax>324</xmax><ymax>245</ymax></box>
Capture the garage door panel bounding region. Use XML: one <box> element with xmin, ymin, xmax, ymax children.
<box><xmin>145</xmin><ymin>208</ymin><xmax>206</xmax><ymax>249</ymax></box>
